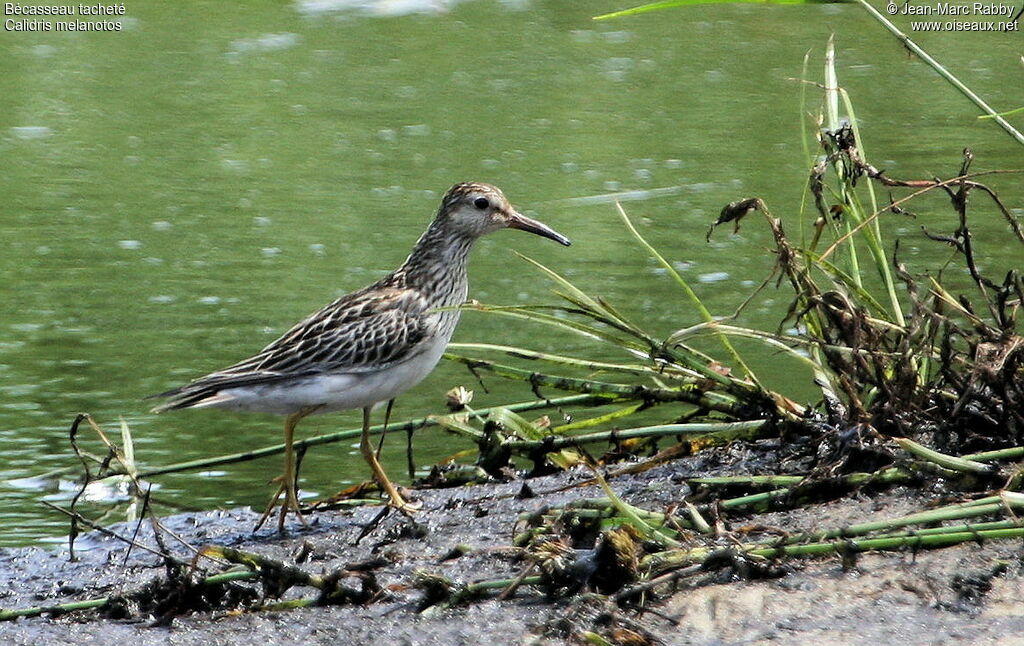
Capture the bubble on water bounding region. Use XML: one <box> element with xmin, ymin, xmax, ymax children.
<box><xmin>123</xmin><ymin>155</ymin><xmax>142</xmax><ymax>165</ymax></box>
<box><xmin>198</xmin><ymin>296</ymin><xmax>222</xmax><ymax>305</ymax></box>
<box><xmin>603</xmin><ymin>180</ymin><xmax>621</xmax><ymax>192</ymax></box>
<box><xmin>634</xmin><ymin>168</ymin><xmax>652</xmax><ymax>182</ymax></box>
<box><xmin>222</xmin><ymin>159</ymin><xmax>250</xmax><ymax>172</ymax></box>
<box><xmin>291</xmin><ymin>104</ymin><xmax>308</xmax><ymax>116</ymax></box>
<box><xmin>77</xmin><ymin>478</ymin><xmax>134</xmax><ymax>503</ymax></box>
<box><xmin>561</xmin><ymin>162</ymin><xmax>579</xmax><ymax>174</ymax></box>
<box><xmin>569</xmin><ymin>30</ymin><xmax>595</xmax><ymax>43</ymax></box>
<box><xmin>688</xmin><ymin>182</ymin><xmax>718</xmax><ymax>193</ymax></box>
<box><xmin>9</xmin><ymin>126</ymin><xmax>52</xmax><ymax>140</ymax></box>
<box><xmin>672</xmin><ymin>261</ymin><xmax>693</xmax><ymax>272</ymax></box>
<box><xmin>6</xmin><ymin>476</ymin><xmax>50</xmax><ymax>491</ymax></box>
<box><xmin>152</xmin><ymin>220</ymin><xmax>172</xmax><ymax>231</ymax></box>
<box><xmin>704</xmin><ymin>70</ymin><xmax>725</xmax><ymax>83</ymax></box>
<box><xmin>118</xmin><ymin>240</ymin><xmax>143</xmax><ymax>250</ymax></box>
<box><xmin>847</xmin><ymin>64</ymin><xmax>875</xmax><ymax>76</ymax></box>
<box><xmin>601</xmin><ymin>31</ymin><xmax>632</xmax><ymax>43</ymax></box>
<box><xmin>602</xmin><ymin>57</ymin><xmax>634</xmax><ymax>82</ymax></box>
<box><xmin>664</xmin><ymin>159</ymin><xmax>683</xmax><ymax>169</ymax></box>
<box><xmin>309</xmin><ymin>243</ymin><xmax>326</xmax><ymax>255</ymax></box>
<box><xmin>481</xmin><ymin>159</ymin><xmax>500</xmax><ymax>169</ymax></box>
<box><xmin>228</xmin><ymin>32</ymin><xmax>300</xmax><ymax>54</ymax></box>
<box><xmin>261</xmin><ymin>247</ymin><xmax>282</xmax><ymax>257</ymax></box>
<box><xmin>377</xmin><ymin>128</ymin><xmax>397</xmax><ymax>142</ymax></box>
<box><xmin>31</xmin><ymin>44</ymin><xmax>56</xmax><ymax>58</ymax></box>
<box><xmin>2</xmin><ymin>400</ymin><xmax>43</xmax><ymax>412</ymax></box>
<box><xmin>370</xmin><ymin>185</ymin><xmax>404</xmax><ymax>199</ymax></box>
<box><xmin>35</xmin><ymin>245</ymin><xmax>51</xmax><ymax>255</ymax></box>
<box><xmin>698</xmin><ymin>272</ymin><xmax>730</xmax><ymax>283</ymax></box>
<box><xmin>295</xmin><ymin>0</ymin><xmax>459</xmax><ymax>17</ymax></box>
<box><xmin>149</xmin><ymin>295</ymin><xmax>177</xmax><ymax>304</ymax></box>
<box><xmin>143</xmin><ymin>257</ymin><xmax>164</xmax><ymax>265</ymax></box>
<box><xmin>487</xmin><ymin>78</ymin><xmax>512</xmax><ymax>92</ymax></box>
<box><xmin>402</xmin><ymin>124</ymin><xmax>430</xmax><ymax>137</ymax></box>
<box><xmin>253</xmin><ymin>216</ymin><xmax>272</xmax><ymax>226</ymax></box>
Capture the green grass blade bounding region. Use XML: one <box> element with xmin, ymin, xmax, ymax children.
<box><xmin>459</xmin><ymin>303</ymin><xmax>650</xmax><ymax>354</ymax></box>
<box><xmin>594</xmin><ymin>0</ymin><xmax>833</xmax><ymax>20</ymax></box>
<box><xmin>447</xmin><ymin>342</ymin><xmax>686</xmax><ymax>379</ymax></box>
<box><xmin>615</xmin><ymin>202</ymin><xmax>757</xmax><ymax>384</ymax></box>
<box><xmin>894</xmin><ymin>438</ymin><xmax>997</xmax><ymax>474</ymax></box>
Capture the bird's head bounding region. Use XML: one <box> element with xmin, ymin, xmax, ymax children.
<box><xmin>437</xmin><ymin>182</ymin><xmax>571</xmax><ymax>246</ymax></box>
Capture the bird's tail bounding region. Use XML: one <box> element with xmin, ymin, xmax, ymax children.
<box><xmin>147</xmin><ymin>371</ymin><xmax>295</xmax><ymax>413</ymax></box>
<box><xmin>146</xmin><ymin>384</ymin><xmax>211</xmax><ymax>413</ymax></box>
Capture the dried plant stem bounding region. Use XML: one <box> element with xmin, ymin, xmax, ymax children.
<box><xmin>137</xmin><ymin>394</ymin><xmax>601</xmax><ymax>478</ymax></box>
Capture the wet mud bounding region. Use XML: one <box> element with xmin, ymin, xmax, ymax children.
<box><xmin>3</xmin><ymin>455</ymin><xmax>1024</xmax><ymax>646</ymax></box>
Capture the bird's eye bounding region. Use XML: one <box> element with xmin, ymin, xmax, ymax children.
<box><xmin>473</xmin><ymin>197</ymin><xmax>490</xmax><ymax>210</ymax></box>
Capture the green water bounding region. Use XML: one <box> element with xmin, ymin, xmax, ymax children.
<box><xmin>1</xmin><ymin>1</ymin><xmax>1021</xmax><ymax>546</ymax></box>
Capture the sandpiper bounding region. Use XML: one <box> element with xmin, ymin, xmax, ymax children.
<box><xmin>151</xmin><ymin>182</ymin><xmax>571</xmax><ymax>531</ymax></box>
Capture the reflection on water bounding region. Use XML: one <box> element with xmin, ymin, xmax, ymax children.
<box><xmin>1</xmin><ymin>0</ymin><xmax>1021</xmax><ymax>545</ymax></box>
<box><xmin>294</xmin><ymin>0</ymin><xmax>467</xmax><ymax>18</ymax></box>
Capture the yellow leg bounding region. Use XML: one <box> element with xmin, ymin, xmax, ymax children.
<box><xmin>360</xmin><ymin>406</ymin><xmax>420</xmax><ymax>513</ymax></box>
<box><xmin>255</xmin><ymin>481</ymin><xmax>287</xmax><ymax>531</ymax></box>
<box><xmin>279</xmin><ymin>411</ymin><xmax>311</xmax><ymax>531</ymax></box>
<box><xmin>374</xmin><ymin>398</ymin><xmax>395</xmax><ymax>458</ymax></box>
<box><xmin>254</xmin><ymin>407</ymin><xmax>316</xmax><ymax>532</ymax></box>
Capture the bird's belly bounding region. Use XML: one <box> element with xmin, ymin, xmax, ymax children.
<box><xmin>217</xmin><ymin>335</ymin><xmax>450</xmax><ymax>415</ymax></box>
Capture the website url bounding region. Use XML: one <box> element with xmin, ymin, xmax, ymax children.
<box><xmin>911</xmin><ymin>20</ymin><xmax>1020</xmax><ymax>30</ymax></box>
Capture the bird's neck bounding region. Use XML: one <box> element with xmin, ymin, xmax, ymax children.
<box><xmin>396</xmin><ymin>218</ymin><xmax>476</xmax><ymax>298</ymax></box>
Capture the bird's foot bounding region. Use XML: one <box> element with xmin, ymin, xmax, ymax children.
<box><xmin>253</xmin><ymin>477</ymin><xmax>310</xmax><ymax>533</ymax></box>
<box><xmin>379</xmin><ymin>482</ymin><xmax>421</xmax><ymax>515</ymax></box>
<box><xmin>353</xmin><ymin>489</ymin><xmax>422</xmax><ymax>544</ymax></box>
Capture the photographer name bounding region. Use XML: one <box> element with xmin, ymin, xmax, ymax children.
<box><xmin>900</xmin><ymin>2</ymin><xmax>1015</xmax><ymax>15</ymax></box>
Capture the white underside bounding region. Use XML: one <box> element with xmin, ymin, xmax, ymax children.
<box><xmin>195</xmin><ymin>334</ymin><xmax>450</xmax><ymax>416</ymax></box>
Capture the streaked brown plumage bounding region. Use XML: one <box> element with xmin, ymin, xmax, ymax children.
<box><xmin>152</xmin><ymin>182</ymin><xmax>571</xmax><ymax>531</ymax></box>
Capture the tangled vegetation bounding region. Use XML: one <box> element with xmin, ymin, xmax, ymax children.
<box><xmin>8</xmin><ymin>40</ymin><xmax>1022</xmax><ymax>638</ymax></box>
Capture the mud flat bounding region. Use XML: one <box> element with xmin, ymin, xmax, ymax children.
<box><xmin>3</xmin><ymin>456</ymin><xmax>1024</xmax><ymax>646</ymax></box>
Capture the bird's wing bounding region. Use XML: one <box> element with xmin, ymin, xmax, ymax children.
<box><xmin>151</xmin><ymin>286</ymin><xmax>435</xmax><ymax>410</ymax></box>
<box><xmin>232</xmin><ymin>286</ymin><xmax>434</xmax><ymax>375</ymax></box>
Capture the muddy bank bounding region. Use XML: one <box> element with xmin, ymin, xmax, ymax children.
<box><xmin>2</xmin><ymin>460</ymin><xmax>1024</xmax><ymax>645</ymax></box>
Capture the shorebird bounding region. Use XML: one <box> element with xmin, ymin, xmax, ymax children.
<box><xmin>151</xmin><ymin>182</ymin><xmax>571</xmax><ymax>531</ymax></box>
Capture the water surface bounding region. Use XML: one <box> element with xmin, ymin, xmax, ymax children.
<box><xmin>2</xmin><ymin>0</ymin><xmax>1021</xmax><ymax>545</ymax></box>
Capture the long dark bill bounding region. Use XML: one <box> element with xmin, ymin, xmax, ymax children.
<box><xmin>507</xmin><ymin>211</ymin><xmax>571</xmax><ymax>246</ymax></box>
